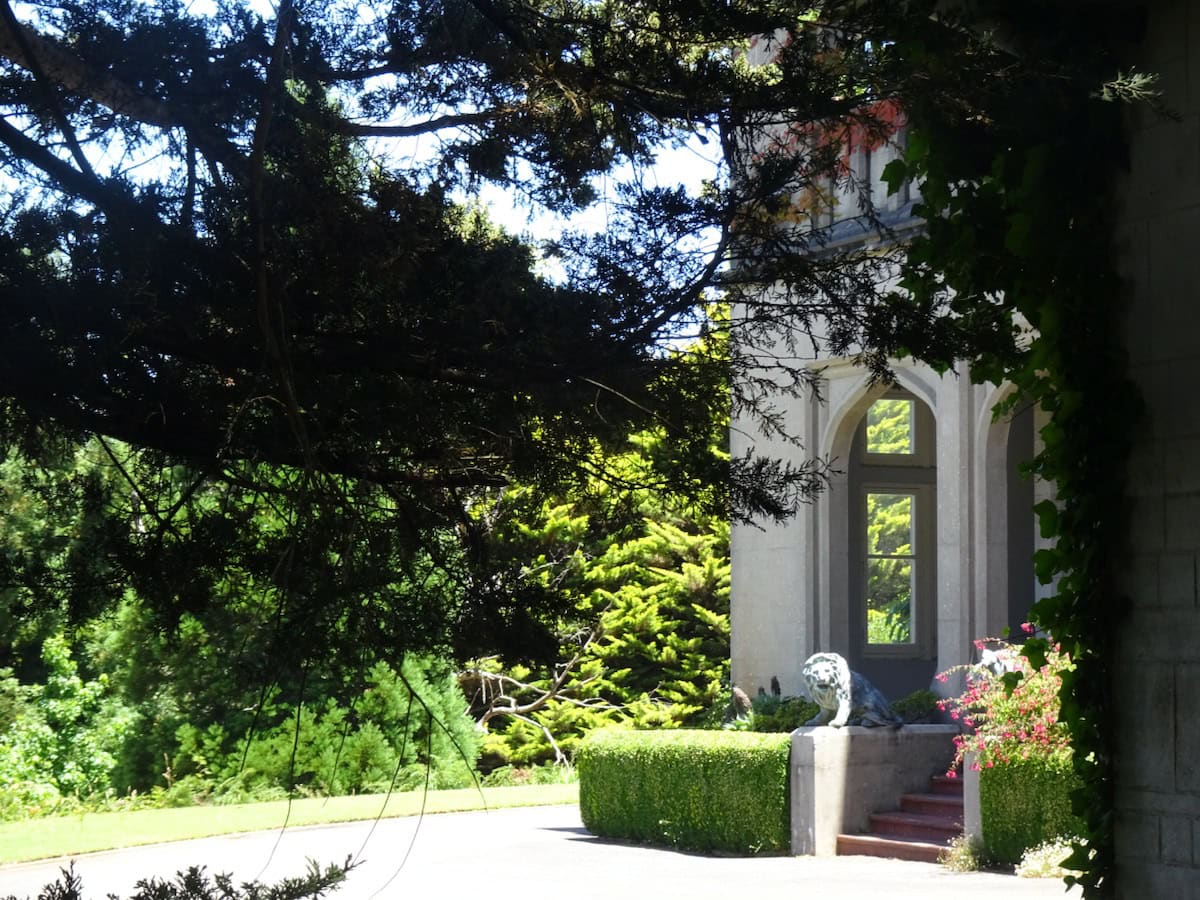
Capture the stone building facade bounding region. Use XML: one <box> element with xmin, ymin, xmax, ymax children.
<box><xmin>730</xmin><ymin>352</ymin><xmax>1049</xmax><ymax>701</ymax></box>
<box><xmin>729</xmin><ymin>113</ymin><xmax>1050</xmax><ymax>702</ymax></box>
<box><xmin>733</xmin><ymin>5</ymin><xmax>1200</xmax><ymax>891</ymax></box>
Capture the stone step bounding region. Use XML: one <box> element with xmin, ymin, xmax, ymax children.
<box><xmin>868</xmin><ymin>810</ymin><xmax>964</xmax><ymax>843</ymax></box>
<box><xmin>899</xmin><ymin>791</ymin><xmax>964</xmax><ymax>820</ymax></box>
<box><xmin>837</xmin><ymin>769</ymin><xmax>964</xmax><ymax>863</ymax></box>
<box><xmin>836</xmin><ymin>833</ymin><xmax>949</xmax><ymax>864</ymax></box>
<box><xmin>929</xmin><ymin>774</ymin><xmax>964</xmax><ymax>796</ymax></box>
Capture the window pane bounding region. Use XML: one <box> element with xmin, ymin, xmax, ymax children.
<box><xmin>867</xmin><ymin>493</ymin><xmax>913</xmax><ymax>556</ymax></box>
<box><xmin>866</xmin><ymin>398</ymin><xmax>914</xmax><ymax>454</ymax></box>
<box><xmin>867</xmin><ymin>557</ymin><xmax>913</xmax><ymax>644</ymax></box>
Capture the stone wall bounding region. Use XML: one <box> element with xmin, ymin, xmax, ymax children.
<box><xmin>789</xmin><ymin>725</ymin><xmax>959</xmax><ymax>855</ymax></box>
<box><xmin>1113</xmin><ymin>1</ymin><xmax>1200</xmax><ymax>894</ymax></box>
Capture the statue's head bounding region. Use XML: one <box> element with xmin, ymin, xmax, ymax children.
<box><xmin>800</xmin><ymin>652</ymin><xmax>850</xmax><ymax>707</ymax></box>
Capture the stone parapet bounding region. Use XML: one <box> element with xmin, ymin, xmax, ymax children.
<box><xmin>790</xmin><ymin>724</ymin><xmax>959</xmax><ymax>855</ymax></box>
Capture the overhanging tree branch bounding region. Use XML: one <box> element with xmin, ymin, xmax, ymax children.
<box><xmin>0</xmin><ymin>0</ymin><xmax>94</xmax><ymax>180</ymax></box>
<box><xmin>0</xmin><ymin>12</ymin><xmax>247</xmax><ymax>177</ymax></box>
<box><xmin>0</xmin><ymin>113</ymin><xmax>125</xmax><ymax>213</ymax></box>
<box><xmin>335</xmin><ymin>108</ymin><xmax>516</xmax><ymax>137</ymax></box>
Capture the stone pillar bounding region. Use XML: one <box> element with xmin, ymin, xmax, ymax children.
<box><xmin>935</xmin><ymin>373</ymin><xmax>975</xmax><ymax>676</ymax></box>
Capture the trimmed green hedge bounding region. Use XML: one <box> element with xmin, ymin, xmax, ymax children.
<box><xmin>577</xmin><ymin>728</ymin><xmax>790</xmax><ymax>853</ymax></box>
<box><xmin>980</xmin><ymin>755</ymin><xmax>1084</xmax><ymax>864</ymax></box>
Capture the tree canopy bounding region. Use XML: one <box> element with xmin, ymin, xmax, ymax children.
<box><xmin>0</xmin><ymin>3</ymin><xmax>1151</xmax><ymax>890</ymax></box>
<box><xmin>0</xmin><ymin>0</ymin><xmax>1139</xmax><ymax>665</ymax></box>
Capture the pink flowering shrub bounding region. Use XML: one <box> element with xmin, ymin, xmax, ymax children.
<box><xmin>937</xmin><ymin>629</ymin><xmax>1074</xmax><ymax>772</ymax></box>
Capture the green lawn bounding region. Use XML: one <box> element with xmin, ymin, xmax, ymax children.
<box><xmin>0</xmin><ymin>783</ymin><xmax>578</xmax><ymax>865</ymax></box>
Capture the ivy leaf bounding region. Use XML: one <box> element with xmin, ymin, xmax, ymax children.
<box><xmin>904</xmin><ymin>129</ymin><xmax>929</xmax><ymax>164</ymax></box>
<box><xmin>1034</xmin><ymin>499</ymin><xmax>1059</xmax><ymax>539</ymax></box>
<box><xmin>1000</xmin><ymin>670</ymin><xmax>1024</xmax><ymax>696</ymax></box>
<box><xmin>1063</xmin><ymin>843</ymin><xmax>1091</xmax><ymax>873</ymax></box>
<box><xmin>1034</xmin><ymin>548</ymin><xmax>1059</xmax><ymax>584</ymax></box>
<box><xmin>881</xmin><ymin>159</ymin><xmax>908</xmax><ymax>196</ymax></box>
<box><xmin>1022</xmin><ymin>637</ymin><xmax>1050</xmax><ymax>670</ymax></box>
<box><xmin>1005</xmin><ymin>212</ymin><xmax>1035</xmax><ymax>256</ymax></box>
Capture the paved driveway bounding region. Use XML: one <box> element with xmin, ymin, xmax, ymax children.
<box><xmin>1</xmin><ymin>805</ymin><xmax>1078</xmax><ymax>900</ymax></box>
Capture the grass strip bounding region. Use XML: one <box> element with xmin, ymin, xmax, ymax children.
<box><xmin>0</xmin><ymin>783</ymin><xmax>578</xmax><ymax>865</ymax></box>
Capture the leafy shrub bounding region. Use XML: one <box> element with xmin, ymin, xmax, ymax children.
<box><xmin>577</xmin><ymin>728</ymin><xmax>790</xmax><ymax>853</ymax></box>
<box><xmin>725</xmin><ymin>692</ymin><xmax>818</xmax><ymax>732</ymax></box>
<box><xmin>891</xmin><ymin>689</ymin><xmax>940</xmax><ymax>724</ymax></box>
<box><xmin>937</xmin><ymin>635</ymin><xmax>1072</xmax><ymax>770</ymax></box>
<box><xmin>0</xmin><ymin>635</ymin><xmax>135</xmax><ymax>819</ymax></box>
<box><xmin>978</xmin><ymin>754</ymin><xmax>1083</xmax><ymax>865</ymax></box>
<box><xmin>173</xmin><ymin>657</ymin><xmax>479</xmax><ymax>798</ymax></box>
<box><xmin>0</xmin><ymin>778</ymin><xmax>62</xmax><ymax>821</ymax></box>
<box><xmin>937</xmin><ymin>634</ymin><xmax>1081</xmax><ymax>865</ymax></box>
<box><xmin>0</xmin><ymin>669</ymin><xmax>22</xmax><ymax>732</ymax></box>
<box><xmin>480</xmin><ymin>763</ymin><xmax>577</xmax><ymax>787</ymax></box>
<box><xmin>2</xmin><ymin>859</ymin><xmax>351</xmax><ymax>900</ymax></box>
<box><xmin>939</xmin><ymin>834</ymin><xmax>997</xmax><ymax>872</ymax></box>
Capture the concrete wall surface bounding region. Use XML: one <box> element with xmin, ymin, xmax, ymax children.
<box><xmin>790</xmin><ymin>724</ymin><xmax>959</xmax><ymax>855</ymax></box>
<box><xmin>1112</xmin><ymin>0</ymin><xmax>1200</xmax><ymax>896</ymax></box>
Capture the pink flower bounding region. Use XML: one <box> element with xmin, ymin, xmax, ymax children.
<box><xmin>936</xmin><ymin>635</ymin><xmax>1072</xmax><ymax>771</ymax></box>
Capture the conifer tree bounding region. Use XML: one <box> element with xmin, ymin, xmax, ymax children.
<box><xmin>464</xmin><ymin>434</ymin><xmax>731</xmax><ymax>768</ymax></box>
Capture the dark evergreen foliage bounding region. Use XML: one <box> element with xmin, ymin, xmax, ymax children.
<box><xmin>0</xmin><ymin>0</ymin><xmax>1074</xmax><ymax>665</ymax></box>
<box><xmin>0</xmin><ymin>4</ymin><xmax>1149</xmax><ymax>891</ymax></box>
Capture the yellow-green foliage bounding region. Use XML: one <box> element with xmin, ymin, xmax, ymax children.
<box><xmin>979</xmin><ymin>755</ymin><xmax>1083</xmax><ymax>865</ymax></box>
<box><xmin>577</xmin><ymin>729</ymin><xmax>789</xmax><ymax>853</ymax></box>
<box><xmin>476</xmin><ymin>463</ymin><xmax>732</xmax><ymax>768</ymax></box>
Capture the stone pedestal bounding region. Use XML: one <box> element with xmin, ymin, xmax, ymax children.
<box><xmin>790</xmin><ymin>724</ymin><xmax>959</xmax><ymax>855</ymax></box>
<box><xmin>963</xmin><ymin>752</ymin><xmax>982</xmax><ymax>846</ymax></box>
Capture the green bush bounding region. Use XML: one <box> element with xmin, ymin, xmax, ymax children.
<box><xmin>891</xmin><ymin>689</ymin><xmax>940</xmax><ymax>724</ymax></box>
<box><xmin>725</xmin><ymin>692</ymin><xmax>818</xmax><ymax>732</ymax></box>
<box><xmin>171</xmin><ymin>657</ymin><xmax>480</xmax><ymax>799</ymax></box>
<box><xmin>577</xmin><ymin>728</ymin><xmax>790</xmax><ymax>853</ymax></box>
<box><xmin>480</xmin><ymin>762</ymin><xmax>577</xmax><ymax>787</ymax></box>
<box><xmin>0</xmin><ymin>636</ymin><xmax>135</xmax><ymax>819</ymax></box>
<box><xmin>979</xmin><ymin>755</ymin><xmax>1083</xmax><ymax>864</ymax></box>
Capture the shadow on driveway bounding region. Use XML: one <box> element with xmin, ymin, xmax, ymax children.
<box><xmin>0</xmin><ymin>805</ymin><xmax>1078</xmax><ymax>900</ymax></box>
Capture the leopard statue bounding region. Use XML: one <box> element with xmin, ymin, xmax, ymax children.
<box><xmin>799</xmin><ymin>652</ymin><xmax>902</xmax><ymax>728</ymax></box>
